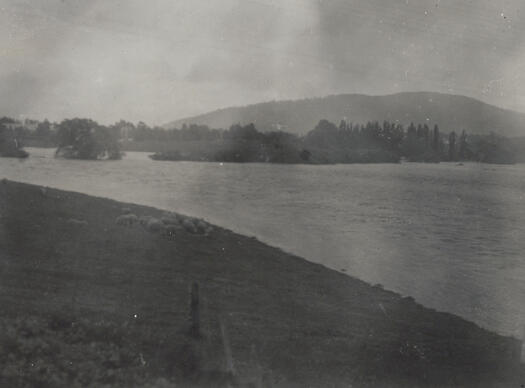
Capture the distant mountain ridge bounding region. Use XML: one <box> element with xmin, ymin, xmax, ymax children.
<box><xmin>165</xmin><ymin>92</ymin><xmax>525</xmax><ymax>137</ymax></box>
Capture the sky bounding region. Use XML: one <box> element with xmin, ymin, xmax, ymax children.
<box><xmin>1</xmin><ymin>0</ymin><xmax>525</xmax><ymax>125</ymax></box>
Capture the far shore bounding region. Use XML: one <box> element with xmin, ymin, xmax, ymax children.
<box><xmin>0</xmin><ymin>179</ymin><xmax>524</xmax><ymax>387</ymax></box>
<box><xmin>10</xmin><ymin>146</ymin><xmax>525</xmax><ymax>167</ymax></box>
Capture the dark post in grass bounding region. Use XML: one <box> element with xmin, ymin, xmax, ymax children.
<box><xmin>190</xmin><ymin>282</ymin><xmax>200</xmax><ymax>338</ymax></box>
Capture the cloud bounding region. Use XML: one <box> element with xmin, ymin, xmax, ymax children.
<box><xmin>313</xmin><ymin>0</ymin><xmax>525</xmax><ymax>101</ymax></box>
<box><xmin>1</xmin><ymin>0</ymin><xmax>524</xmax><ymax>124</ymax></box>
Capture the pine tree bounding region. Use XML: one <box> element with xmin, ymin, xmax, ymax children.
<box><xmin>432</xmin><ymin>125</ymin><xmax>440</xmax><ymax>152</ymax></box>
<box><xmin>448</xmin><ymin>131</ymin><xmax>457</xmax><ymax>161</ymax></box>
<box><xmin>458</xmin><ymin>130</ymin><xmax>468</xmax><ymax>160</ymax></box>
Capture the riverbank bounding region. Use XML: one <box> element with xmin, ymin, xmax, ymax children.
<box><xmin>0</xmin><ymin>179</ymin><xmax>523</xmax><ymax>387</ymax></box>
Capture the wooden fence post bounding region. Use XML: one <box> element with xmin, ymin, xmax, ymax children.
<box><xmin>190</xmin><ymin>282</ymin><xmax>200</xmax><ymax>338</ymax></box>
<box><xmin>219</xmin><ymin>316</ymin><xmax>235</xmax><ymax>376</ymax></box>
<box><xmin>521</xmin><ymin>325</ymin><xmax>525</xmax><ymax>363</ymax></box>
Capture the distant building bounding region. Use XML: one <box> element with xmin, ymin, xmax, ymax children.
<box><xmin>24</xmin><ymin>119</ymin><xmax>39</xmax><ymax>131</ymax></box>
<box><xmin>120</xmin><ymin>124</ymin><xmax>134</xmax><ymax>141</ymax></box>
<box><xmin>4</xmin><ymin>122</ymin><xmax>20</xmax><ymax>131</ymax></box>
<box><xmin>271</xmin><ymin>123</ymin><xmax>288</xmax><ymax>131</ymax></box>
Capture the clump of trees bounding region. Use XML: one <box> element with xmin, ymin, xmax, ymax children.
<box><xmin>465</xmin><ymin>133</ymin><xmax>516</xmax><ymax>164</ymax></box>
<box><xmin>300</xmin><ymin>119</ymin><xmax>443</xmax><ymax>163</ymax></box>
<box><xmin>112</xmin><ymin>121</ymin><xmax>224</xmax><ymax>143</ymax></box>
<box><xmin>302</xmin><ymin>119</ymin><xmax>519</xmax><ymax>164</ymax></box>
<box><xmin>0</xmin><ymin>117</ymin><xmax>29</xmax><ymax>158</ymax></box>
<box><xmin>215</xmin><ymin>123</ymin><xmax>305</xmax><ymax>163</ymax></box>
<box><xmin>303</xmin><ymin>120</ymin><xmax>404</xmax><ymax>163</ymax></box>
<box><xmin>55</xmin><ymin>118</ymin><xmax>122</xmax><ymax>160</ymax></box>
<box><xmin>151</xmin><ymin>123</ymin><xmax>306</xmax><ymax>163</ymax></box>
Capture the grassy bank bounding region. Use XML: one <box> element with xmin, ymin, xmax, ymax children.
<box><xmin>0</xmin><ymin>179</ymin><xmax>522</xmax><ymax>387</ymax></box>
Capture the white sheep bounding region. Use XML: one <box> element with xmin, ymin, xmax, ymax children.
<box><xmin>66</xmin><ymin>218</ymin><xmax>88</xmax><ymax>226</ymax></box>
<box><xmin>138</xmin><ymin>215</ymin><xmax>153</xmax><ymax>226</ymax></box>
<box><xmin>182</xmin><ymin>218</ymin><xmax>198</xmax><ymax>234</ymax></box>
<box><xmin>161</xmin><ymin>215</ymin><xmax>180</xmax><ymax>225</ymax></box>
<box><xmin>146</xmin><ymin>217</ymin><xmax>165</xmax><ymax>233</ymax></box>
<box><xmin>116</xmin><ymin>213</ymin><xmax>138</xmax><ymax>226</ymax></box>
<box><xmin>165</xmin><ymin>224</ymin><xmax>182</xmax><ymax>236</ymax></box>
<box><xmin>195</xmin><ymin>220</ymin><xmax>208</xmax><ymax>233</ymax></box>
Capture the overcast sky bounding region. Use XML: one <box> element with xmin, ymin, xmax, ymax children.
<box><xmin>1</xmin><ymin>0</ymin><xmax>524</xmax><ymax>125</ymax></box>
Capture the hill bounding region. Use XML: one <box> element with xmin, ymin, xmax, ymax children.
<box><xmin>165</xmin><ymin>92</ymin><xmax>525</xmax><ymax>137</ymax></box>
<box><xmin>0</xmin><ymin>179</ymin><xmax>523</xmax><ymax>386</ymax></box>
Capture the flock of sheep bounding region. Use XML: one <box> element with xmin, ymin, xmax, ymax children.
<box><xmin>115</xmin><ymin>208</ymin><xmax>214</xmax><ymax>237</ymax></box>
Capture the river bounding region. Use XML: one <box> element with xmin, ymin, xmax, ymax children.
<box><xmin>2</xmin><ymin>147</ymin><xmax>525</xmax><ymax>338</ymax></box>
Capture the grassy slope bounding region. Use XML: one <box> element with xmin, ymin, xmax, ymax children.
<box><xmin>0</xmin><ymin>180</ymin><xmax>523</xmax><ymax>387</ymax></box>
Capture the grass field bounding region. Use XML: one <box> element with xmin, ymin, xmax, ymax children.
<box><xmin>0</xmin><ymin>179</ymin><xmax>523</xmax><ymax>387</ymax></box>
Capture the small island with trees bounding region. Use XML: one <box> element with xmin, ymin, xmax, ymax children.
<box><xmin>54</xmin><ymin>118</ymin><xmax>122</xmax><ymax>160</ymax></box>
<box><xmin>0</xmin><ymin>117</ymin><xmax>29</xmax><ymax>158</ymax></box>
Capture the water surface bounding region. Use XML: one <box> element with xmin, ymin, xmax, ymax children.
<box><xmin>2</xmin><ymin>148</ymin><xmax>524</xmax><ymax>337</ymax></box>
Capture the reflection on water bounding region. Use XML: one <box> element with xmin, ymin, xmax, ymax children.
<box><xmin>2</xmin><ymin>147</ymin><xmax>525</xmax><ymax>337</ymax></box>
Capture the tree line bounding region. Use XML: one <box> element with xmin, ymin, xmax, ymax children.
<box><xmin>302</xmin><ymin>119</ymin><xmax>517</xmax><ymax>164</ymax></box>
<box><xmin>150</xmin><ymin>120</ymin><xmax>519</xmax><ymax>164</ymax></box>
<box><xmin>0</xmin><ymin>116</ymin><xmax>520</xmax><ymax>164</ymax></box>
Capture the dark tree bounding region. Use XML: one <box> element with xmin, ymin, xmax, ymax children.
<box><xmin>407</xmin><ymin>123</ymin><xmax>417</xmax><ymax>140</ymax></box>
<box><xmin>448</xmin><ymin>131</ymin><xmax>457</xmax><ymax>161</ymax></box>
<box><xmin>458</xmin><ymin>130</ymin><xmax>468</xmax><ymax>160</ymax></box>
<box><xmin>35</xmin><ymin>119</ymin><xmax>51</xmax><ymax>138</ymax></box>
<box><xmin>432</xmin><ymin>125</ymin><xmax>440</xmax><ymax>152</ymax></box>
<box><xmin>299</xmin><ymin>149</ymin><xmax>311</xmax><ymax>162</ymax></box>
<box><xmin>423</xmin><ymin>124</ymin><xmax>430</xmax><ymax>147</ymax></box>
